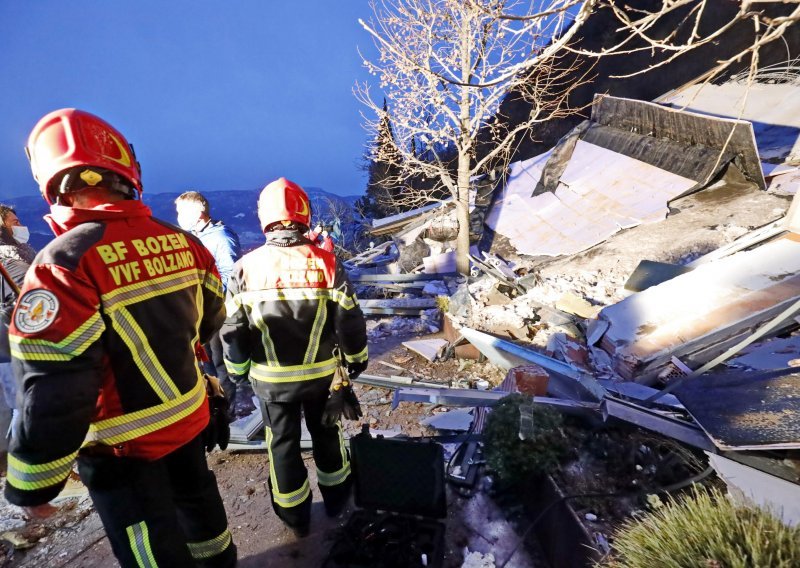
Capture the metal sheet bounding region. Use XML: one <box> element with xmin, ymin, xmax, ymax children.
<box><xmin>601</xmin><ymin>397</ymin><xmax>715</xmax><ymax>451</ymax></box>
<box><xmin>459</xmin><ymin>327</ymin><xmax>607</xmax><ymax>401</ymax></box>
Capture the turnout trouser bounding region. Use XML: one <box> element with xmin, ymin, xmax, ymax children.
<box><xmin>260</xmin><ymin>387</ymin><xmax>351</xmax><ymax>529</ymax></box>
<box><xmin>77</xmin><ymin>434</ymin><xmax>236</xmax><ymax>568</ymax></box>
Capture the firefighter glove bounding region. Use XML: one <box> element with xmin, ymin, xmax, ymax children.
<box><xmin>347</xmin><ymin>360</ymin><xmax>368</xmax><ymax>381</ymax></box>
<box><xmin>202</xmin><ymin>374</ymin><xmax>230</xmax><ymax>452</ymax></box>
<box><xmin>322</xmin><ymin>379</ymin><xmax>363</xmax><ymax>427</ymax></box>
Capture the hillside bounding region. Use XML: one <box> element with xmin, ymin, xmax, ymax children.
<box><xmin>3</xmin><ymin>187</ymin><xmax>360</xmax><ymax>252</ymax></box>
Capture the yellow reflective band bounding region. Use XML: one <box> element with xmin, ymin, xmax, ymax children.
<box><xmin>265</xmin><ymin>427</ymin><xmax>311</xmax><ymax>508</ymax></box>
<box><xmin>10</xmin><ymin>312</ymin><xmax>104</xmax><ymax>362</ymax></box>
<box><xmin>85</xmin><ymin>377</ymin><xmax>206</xmax><ymax>446</ymax></box>
<box><xmin>330</xmin><ymin>289</ymin><xmax>357</xmax><ymax>310</ymax></box>
<box><xmin>111</xmin><ymin>308</ymin><xmax>180</xmax><ymax>401</ymax></box>
<box><xmin>344</xmin><ymin>345</ymin><xmax>369</xmax><ymax>364</ymax></box>
<box><xmin>224</xmin><ymin>357</ymin><xmax>251</xmax><ymax>376</ymax></box>
<box><xmin>126</xmin><ymin>522</ymin><xmax>158</xmax><ymax>568</ymax></box>
<box><xmin>249</xmin><ymin>358</ymin><xmax>337</xmax><ymax>384</ymax></box>
<box><xmin>204</xmin><ymin>271</ymin><xmax>224</xmax><ymax>299</ymax></box>
<box><xmin>7</xmin><ymin>451</ymin><xmax>78</xmax><ymax>491</ymax></box>
<box><xmin>102</xmin><ymin>269</ymin><xmax>203</xmax><ymax>311</ymax></box>
<box><xmin>236</xmin><ymin>288</ymin><xmax>356</xmax><ymax>310</ymax></box>
<box><xmin>250</xmin><ymin>306</ymin><xmax>279</xmax><ymax>365</ymax></box>
<box><xmin>317</xmin><ymin>462</ymin><xmax>351</xmax><ymax>487</ymax></box>
<box><xmin>303</xmin><ymin>300</ymin><xmax>327</xmax><ymax>364</ymax></box>
<box><xmin>187</xmin><ymin>529</ymin><xmax>232</xmax><ymax>560</ymax></box>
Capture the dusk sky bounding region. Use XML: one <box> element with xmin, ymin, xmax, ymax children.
<box><xmin>0</xmin><ymin>1</ymin><xmax>376</xmax><ymax>200</ymax></box>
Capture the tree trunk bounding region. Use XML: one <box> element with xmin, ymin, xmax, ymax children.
<box><xmin>455</xmin><ymin>10</ymin><xmax>473</xmax><ymax>276</ymax></box>
<box><xmin>455</xmin><ymin>153</ymin><xmax>471</xmax><ymax>275</ymax></box>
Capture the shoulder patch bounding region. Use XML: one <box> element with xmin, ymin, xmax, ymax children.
<box><xmin>14</xmin><ymin>289</ymin><xmax>60</xmax><ymax>333</ymax></box>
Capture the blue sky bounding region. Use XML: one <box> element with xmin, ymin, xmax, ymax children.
<box><xmin>0</xmin><ymin>1</ymin><xmax>375</xmax><ymax>199</ymax></box>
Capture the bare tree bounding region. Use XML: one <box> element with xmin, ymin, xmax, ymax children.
<box><xmin>356</xmin><ymin>0</ymin><xmax>592</xmax><ymax>274</ymax></box>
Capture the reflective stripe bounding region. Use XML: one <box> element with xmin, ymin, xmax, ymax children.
<box><xmin>330</xmin><ymin>289</ymin><xmax>357</xmax><ymax>311</ymax></box>
<box><xmin>303</xmin><ymin>301</ymin><xmax>327</xmax><ymax>364</ymax></box>
<box><xmin>344</xmin><ymin>345</ymin><xmax>369</xmax><ymax>364</ymax></box>
<box><xmin>10</xmin><ymin>312</ymin><xmax>104</xmax><ymax>361</ymax></box>
<box><xmin>224</xmin><ymin>357</ymin><xmax>251</xmax><ymax>376</ymax></box>
<box><xmin>187</xmin><ymin>529</ymin><xmax>232</xmax><ymax>560</ymax></box>
<box><xmin>126</xmin><ymin>522</ymin><xmax>158</xmax><ymax>568</ymax></box>
<box><xmin>204</xmin><ymin>271</ymin><xmax>224</xmax><ymax>299</ymax></box>
<box><xmin>317</xmin><ymin>462</ymin><xmax>351</xmax><ymax>486</ymax></box>
<box><xmin>236</xmin><ymin>288</ymin><xmax>356</xmax><ymax>310</ymax></box>
<box><xmin>7</xmin><ymin>451</ymin><xmax>78</xmax><ymax>491</ymax></box>
<box><xmin>102</xmin><ymin>270</ymin><xmax>202</xmax><ymax>311</ymax></box>
<box><xmin>85</xmin><ymin>377</ymin><xmax>206</xmax><ymax>446</ymax></box>
<box><xmin>110</xmin><ymin>308</ymin><xmax>180</xmax><ymax>401</ymax></box>
<box><xmin>266</xmin><ymin>426</ymin><xmax>312</xmax><ymax>508</ymax></box>
<box><xmin>318</xmin><ymin>424</ymin><xmax>351</xmax><ymax>487</ymax></box>
<box><xmin>249</xmin><ymin>358</ymin><xmax>337</xmax><ymax>384</ymax></box>
<box><xmin>250</xmin><ymin>306</ymin><xmax>279</xmax><ymax>365</ymax></box>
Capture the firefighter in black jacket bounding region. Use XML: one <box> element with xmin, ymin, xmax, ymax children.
<box><xmin>5</xmin><ymin>109</ymin><xmax>236</xmax><ymax>567</ymax></box>
<box><xmin>221</xmin><ymin>178</ymin><xmax>368</xmax><ymax>536</ymax></box>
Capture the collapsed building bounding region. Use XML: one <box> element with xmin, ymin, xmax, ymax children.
<box><xmin>349</xmin><ymin>49</ymin><xmax>800</xmax><ymax>561</ymax></box>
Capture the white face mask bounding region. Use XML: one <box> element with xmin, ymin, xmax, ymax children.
<box><xmin>11</xmin><ymin>225</ymin><xmax>29</xmax><ymax>244</ymax></box>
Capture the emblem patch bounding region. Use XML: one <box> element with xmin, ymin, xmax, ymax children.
<box><xmin>14</xmin><ymin>289</ymin><xmax>60</xmax><ymax>334</ymax></box>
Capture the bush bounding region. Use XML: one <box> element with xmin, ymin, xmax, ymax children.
<box><xmin>482</xmin><ymin>394</ymin><xmax>566</xmax><ymax>486</ymax></box>
<box><xmin>604</xmin><ymin>486</ymin><xmax>800</xmax><ymax>568</ymax></box>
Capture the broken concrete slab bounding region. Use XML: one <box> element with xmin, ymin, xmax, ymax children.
<box><xmin>598</xmin><ymin>232</ymin><xmax>800</xmax><ymax>383</ymax></box>
<box><xmin>402</xmin><ymin>338</ymin><xmax>450</xmax><ymax>362</ymax></box>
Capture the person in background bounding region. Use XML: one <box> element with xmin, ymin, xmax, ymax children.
<box><xmin>0</xmin><ymin>205</ymin><xmax>37</xmax><ymax>438</ymax></box>
<box><xmin>175</xmin><ymin>191</ymin><xmax>242</xmax><ymax>419</ymax></box>
<box><xmin>308</xmin><ymin>223</ymin><xmax>335</xmax><ymax>253</ymax></box>
<box><xmin>221</xmin><ymin>178</ymin><xmax>368</xmax><ymax>537</ymax></box>
<box><xmin>6</xmin><ymin>108</ymin><xmax>236</xmax><ymax>567</ymax></box>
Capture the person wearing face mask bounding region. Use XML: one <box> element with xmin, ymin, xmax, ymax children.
<box><xmin>175</xmin><ymin>192</ymin><xmax>242</xmax><ymax>420</ymax></box>
<box><xmin>0</xmin><ymin>204</ymin><xmax>38</xmax><ymax>440</ymax></box>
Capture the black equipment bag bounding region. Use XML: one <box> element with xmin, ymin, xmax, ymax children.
<box><xmin>324</xmin><ymin>426</ymin><xmax>447</xmax><ymax>568</ymax></box>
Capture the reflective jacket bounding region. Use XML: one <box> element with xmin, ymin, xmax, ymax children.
<box><xmin>221</xmin><ymin>236</ymin><xmax>367</xmax><ymax>403</ymax></box>
<box><xmin>5</xmin><ymin>200</ymin><xmax>225</xmax><ymax>507</ymax></box>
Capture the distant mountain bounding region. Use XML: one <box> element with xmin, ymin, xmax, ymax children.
<box><xmin>3</xmin><ymin>187</ymin><xmax>360</xmax><ymax>252</ymax></box>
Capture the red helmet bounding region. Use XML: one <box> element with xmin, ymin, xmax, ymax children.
<box><xmin>26</xmin><ymin>108</ymin><xmax>142</xmax><ymax>204</ymax></box>
<box><xmin>257</xmin><ymin>177</ymin><xmax>312</xmax><ymax>231</ymax></box>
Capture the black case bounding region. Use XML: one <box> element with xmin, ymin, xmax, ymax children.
<box><xmin>324</xmin><ymin>427</ymin><xmax>447</xmax><ymax>568</ymax></box>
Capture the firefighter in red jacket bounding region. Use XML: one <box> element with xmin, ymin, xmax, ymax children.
<box><xmin>221</xmin><ymin>178</ymin><xmax>368</xmax><ymax>536</ymax></box>
<box><xmin>4</xmin><ymin>109</ymin><xmax>236</xmax><ymax>567</ymax></box>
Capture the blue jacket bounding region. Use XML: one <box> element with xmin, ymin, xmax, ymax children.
<box><xmin>194</xmin><ymin>220</ymin><xmax>241</xmax><ymax>292</ymax></box>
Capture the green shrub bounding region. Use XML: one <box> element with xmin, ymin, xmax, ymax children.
<box><xmin>604</xmin><ymin>486</ymin><xmax>800</xmax><ymax>568</ymax></box>
<box><xmin>482</xmin><ymin>393</ymin><xmax>566</xmax><ymax>486</ymax></box>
